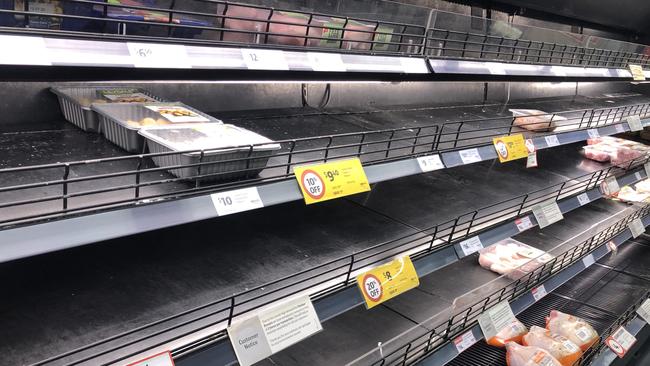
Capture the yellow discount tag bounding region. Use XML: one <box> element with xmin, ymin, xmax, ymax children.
<box><xmin>493</xmin><ymin>134</ymin><xmax>528</xmax><ymax>162</ymax></box>
<box><xmin>294</xmin><ymin>158</ymin><xmax>370</xmax><ymax>204</ymax></box>
<box><xmin>357</xmin><ymin>256</ymin><xmax>419</xmax><ymax>309</ymax></box>
<box><xmin>629</xmin><ymin>64</ymin><xmax>646</xmax><ymax>81</ymax></box>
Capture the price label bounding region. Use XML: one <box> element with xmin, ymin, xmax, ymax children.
<box><xmin>493</xmin><ymin>134</ymin><xmax>528</xmax><ymax>162</ymax></box>
<box><xmin>582</xmin><ymin>254</ymin><xmax>595</xmax><ymax>268</ymax></box>
<box><xmin>532</xmin><ymin>200</ymin><xmax>564</xmax><ymax>228</ymax></box>
<box><xmin>615</xmin><ymin>123</ymin><xmax>626</xmax><ymax>133</ymax></box>
<box><xmin>228</xmin><ymin>295</ymin><xmax>322</xmax><ymax>366</ymax></box>
<box><xmin>127</xmin><ymin>43</ymin><xmax>191</xmax><ymax>68</ymax></box>
<box><xmin>458</xmin><ymin>236</ymin><xmax>483</xmax><ymax>256</ymax></box>
<box><xmin>357</xmin><ymin>256</ymin><xmax>419</xmax><ymax>309</ymax></box>
<box><xmin>531</xmin><ymin>285</ymin><xmax>547</xmax><ymax>302</ymax></box>
<box><xmin>577</xmin><ymin>193</ymin><xmax>590</xmax><ymax>206</ymax></box>
<box><xmin>606</xmin><ymin>326</ymin><xmax>637</xmax><ymax>358</ymax></box>
<box><xmin>636</xmin><ymin>299</ymin><xmax>650</xmax><ymax>324</ymax></box>
<box><xmin>607</xmin><ymin>240</ymin><xmax>618</xmax><ymax>255</ymax></box>
<box><xmin>627</xmin><ymin>115</ymin><xmax>643</xmax><ymax>132</ymax></box>
<box><xmin>308</xmin><ymin>52</ymin><xmax>346</xmax><ymax>72</ymax></box>
<box><xmin>629</xmin><ymin>64</ymin><xmax>646</xmax><ymax>81</ymax></box>
<box><xmin>526</xmin><ymin>152</ymin><xmax>538</xmax><ymax>168</ymax></box>
<box><xmin>645</xmin><ymin>162</ymin><xmax>650</xmax><ymax>179</ymax></box>
<box><xmin>545</xmin><ymin>135</ymin><xmax>560</xmax><ymax>147</ymax></box>
<box><xmin>601</xmin><ymin>176</ymin><xmax>620</xmax><ymax>196</ymax></box>
<box><xmin>241</xmin><ymin>49</ymin><xmax>289</xmax><ymax>70</ymax></box>
<box><xmin>453</xmin><ymin>331</ymin><xmax>477</xmax><ymax>353</ymax></box>
<box><xmin>417</xmin><ymin>154</ymin><xmax>445</xmax><ymax>172</ymax></box>
<box><xmin>459</xmin><ymin>148</ymin><xmax>482</xmax><ymax>164</ymax></box>
<box><xmin>515</xmin><ymin>216</ymin><xmax>534</xmax><ymax>232</ymax></box>
<box><xmin>211</xmin><ymin>187</ymin><xmax>264</xmax><ymax>216</ymax></box>
<box><xmin>126</xmin><ymin>352</ymin><xmax>175</xmax><ymax>366</ymax></box>
<box><xmin>587</xmin><ymin>129</ymin><xmax>600</xmax><ymax>139</ymax></box>
<box><xmin>477</xmin><ymin>301</ymin><xmax>516</xmax><ymax>340</ymax></box>
<box><xmin>294</xmin><ymin>158</ymin><xmax>370</xmax><ymax>204</ymax></box>
<box><xmin>635</xmin><ymin>172</ymin><xmax>643</xmax><ymax>181</ymax></box>
<box><xmin>629</xmin><ymin>218</ymin><xmax>645</xmax><ymax>238</ymax></box>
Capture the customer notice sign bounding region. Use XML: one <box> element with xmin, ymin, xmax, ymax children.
<box><xmin>228</xmin><ymin>295</ymin><xmax>322</xmax><ymax>366</ymax></box>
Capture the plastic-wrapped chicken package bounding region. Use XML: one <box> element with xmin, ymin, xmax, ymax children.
<box><xmin>522</xmin><ymin>326</ymin><xmax>583</xmax><ymax>366</ymax></box>
<box><xmin>478</xmin><ymin>239</ymin><xmax>554</xmax><ymax>279</ymax></box>
<box><xmin>510</xmin><ymin>109</ymin><xmax>567</xmax><ymax>132</ymax></box>
<box><xmin>505</xmin><ymin>342</ymin><xmax>562</xmax><ymax>366</ymax></box>
<box><xmin>486</xmin><ymin>318</ymin><xmax>528</xmax><ymax>348</ymax></box>
<box><xmin>611</xmin><ymin>186</ymin><xmax>650</xmax><ymax>203</ymax></box>
<box><xmin>583</xmin><ymin>136</ymin><xmax>649</xmax><ymax>167</ymax></box>
<box><xmin>546</xmin><ymin>310</ymin><xmax>599</xmax><ymax>352</ymax></box>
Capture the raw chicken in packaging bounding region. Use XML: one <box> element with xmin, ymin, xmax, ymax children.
<box><xmin>635</xmin><ymin>179</ymin><xmax>650</xmax><ymax>193</ymax></box>
<box><xmin>546</xmin><ymin>310</ymin><xmax>598</xmax><ymax>352</ymax></box>
<box><xmin>611</xmin><ymin>186</ymin><xmax>650</xmax><ymax>203</ymax></box>
<box><xmin>582</xmin><ymin>136</ymin><xmax>648</xmax><ymax>167</ymax></box>
<box><xmin>478</xmin><ymin>239</ymin><xmax>554</xmax><ymax>279</ymax></box>
<box><xmin>510</xmin><ymin>109</ymin><xmax>567</xmax><ymax>132</ymax></box>
<box><xmin>522</xmin><ymin>326</ymin><xmax>583</xmax><ymax>366</ymax></box>
<box><xmin>487</xmin><ymin>318</ymin><xmax>528</xmax><ymax>348</ymax></box>
<box><xmin>505</xmin><ymin>342</ymin><xmax>562</xmax><ymax>366</ymax></box>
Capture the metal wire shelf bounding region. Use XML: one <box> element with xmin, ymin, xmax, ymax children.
<box><xmin>368</xmin><ymin>204</ymin><xmax>650</xmax><ymax>366</ymax></box>
<box><xmin>27</xmin><ymin>155</ymin><xmax>648</xmax><ymax>365</ymax></box>
<box><xmin>0</xmin><ymin>1</ymin><xmax>649</xmax><ymax>69</ymax></box>
<box><xmin>2</xmin><ymin>102</ymin><xmax>649</xmax><ymax>230</ymax></box>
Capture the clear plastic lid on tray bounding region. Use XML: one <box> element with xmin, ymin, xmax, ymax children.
<box><xmin>51</xmin><ymin>86</ymin><xmax>161</xmax><ymax>107</ymax></box>
<box><xmin>139</xmin><ymin>123</ymin><xmax>281</xmax><ymax>154</ymax></box>
<box><xmin>91</xmin><ymin>102</ymin><xmax>222</xmax><ymax>128</ymax></box>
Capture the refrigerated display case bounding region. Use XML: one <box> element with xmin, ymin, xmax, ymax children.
<box><xmin>0</xmin><ymin>1</ymin><xmax>649</xmax><ymax>366</ymax></box>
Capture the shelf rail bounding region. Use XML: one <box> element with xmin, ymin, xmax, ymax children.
<box><xmin>28</xmin><ymin>156</ymin><xmax>648</xmax><ymax>366</ymax></box>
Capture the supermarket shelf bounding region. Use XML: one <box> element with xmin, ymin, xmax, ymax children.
<box><xmin>2</xmin><ymin>98</ymin><xmax>650</xmax><ymax>262</ymax></box>
<box><xmin>405</xmin><ymin>213</ymin><xmax>650</xmax><ymax>366</ymax></box>
<box><xmin>590</xmin><ymin>316</ymin><xmax>648</xmax><ymax>366</ymax></box>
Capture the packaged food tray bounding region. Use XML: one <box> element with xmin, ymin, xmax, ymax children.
<box><xmin>92</xmin><ymin>102</ymin><xmax>221</xmax><ymax>153</ymax></box>
<box><xmin>139</xmin><ymin>124</ymin><xmax>281</xmax><ymax>180</ymax></box>
<box><xmin>50</xmin><ymin>86</ymin><xmax>162</xmax><ymax>132</ymax></box>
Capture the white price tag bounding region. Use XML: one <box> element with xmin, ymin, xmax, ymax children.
<box><xmin>308</xmin><ymin>52</ymin><xmax>346</xmax><ymax>72</ymax></box>
<box><xmin>636</xmin><ymin>299</ymin><xmax>650</xmax><ymax>324</ymax></box>
<box><xmin>526</xmin><ymin>152</ymin><xmax>538</xmax><ymax>168</ymax></box>
<box><xmin>127</xmin><ymin>43</ymin><xmax>191</xmax><ymax>68</ymax></box>
<box><xmin>532</xmin><ymin>200</ymin><xmax>564</xmax><ymax>228</ymax></box>
<box><xmin>602</xmin><ymin>176</ymin><xmax>620</xmax><ymax>195</ymax></box>
<box><xmin>126</xmin><ymin>352</ymin><xmax>175</xmax><ymax>366</ymax></box>
<box><xmin>241</xmin><ymin>49</ymin><xmax>289</xmax><ymax>70</ymax></box>
<box><xmin>228</xmin><ymin>295</ymin><xmax>322</xmax><ymax>366</ymax></box>
<box><xmin>459</xmin><ymin>236</ymin><xmax>483</xmax><ymax>256</ymax></box>
<box><xmin>582</xmin><ymin>254</ymin><xmax>595</xmax><ymax>268</ymax></box>
<box><xmin>477</xmin><ymin>301</ymin><xmax>516</xmax><ymax>340</ymax></box>
<box><xmin>587</xmin><ymin>129</ymin><xmax>600</xmax><ymax>139</ymax></box>
<box><xmin>606</xmin><ymin>326</ymin><xmax>637</xmax><ymax>358</ymax></box>
<box><xmin>577</xmin><ymin>193</ymin><xmax>590</xmax><ymax>206</ymax></box>
<box><xmin>545</xmin><ymin>135</ymin><xmax>560</xmax><ymax>147</ymax></box>
<box><xmin>453</xmin><ymin>331</ymin><xmax>477</xmax><ymax>353</ymax></box>
<box><xmin>459</xmin><ymin>148</ymin><xmax>482</xmax><ymax>164</ymax></box>
<box><xmin>645</xmin><ymin>162</ymin><xmax>650</xmax><ymax>179</ymax></box>
<box><xmin>615</xmin><ymin>123</ymin><xmax>626</xmax><ymax>133</ymax></box>
<box><xmin>211</xmin><ymin>187</ymin><xmax>264</xmax><ymax>216</ymax></box>
<box><xmin>515</xmin><ymin>216</ymin><xmax>534</xmax><ymax>232</ymax></box>
<box><xmin>627</xmin><ymin>115</ymin><xmax>643</xmax><ymax>132</ymax></box>
<box><xmin>635</xmin><ymin>172</ymin><xmax>643</xmax><ymax>181</ymax></box>
<box><xmin>531</xmin><ymin>285</ymin><xmax>547</xmax><ymax>302</ymax></box>
<box><xmin>629</xmin><ymin>218</ymin><xmax>645</xmax><ymax>238</ymax></box>
<box><xmin>417</xmin><ymin>154</ymin><xmax>445</xmax><ymax>172</ymax></box>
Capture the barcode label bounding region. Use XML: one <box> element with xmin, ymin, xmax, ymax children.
<box><xmin>515</xmin><ymin>216</ymin><xmax>534</xmax><ymax>232</ymax></box>
<box><xmin>459</xmin><ymin>148</ymin><xmax>482</xmax><ymax>164</ymax></box>
<box><xmin>575</xmin><ymin>327</ymin><xmax>591</xmax><ymax>342</ymax></box>
<box><xmin>532</xmin><ymin>285</ymin><xmax>547</xmax><ymax>301</ymax></box>
<box><xmin>453</xmin><ymin>331</ymin><xmax>477</xmax><ymax>353</ymax></box>
<box><xmin>532</xmin><ymin>200</ymin><xmax>564</xmax><ymax>228</ymax></box>
<box><xmin>459</xmin><ymin>236</ymin><xmax>483</xmax><ymax>256</ymax></box>
<box><xmin>545</xmin><ymin>135</ymin><xmax>560</xmax><ymax>147</ymax></box>
<box><xmin>577</xmin><ymin>193</ymin><xmax>590</xmax><ymax>206</ymax></box>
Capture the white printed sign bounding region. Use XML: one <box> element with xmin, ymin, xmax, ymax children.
<box><xmin>477</xmin><ymin>301</ymin><xmax>516</xmax><ymax>340</ymax></box>
<box><xmin>127</xmin><ymin>43</ymin><xmax>191</xmax><ymax>68</ymax></box>
<box><xmin>532</xmin><ymin>200</ymin><xmax>564</xmax><ymax>228</ymax></box>
<box><xmin>515</xmin><ymin>216</ymin><xmax>534</xmax><ymax>232</ymax></box>
<box><xmin>628</xmin><ymin>218</ymin><xmax>645</xmax><ymax>239</ymax></box>
<box><xmin>241</xmin><ymin>49</ymin><xmax>289</xmax><ymax>70</ymax></box>
<box><xmin>211</xmin><ymin>187</ymin><xmax>264</xmax><ymax>216</ymax></box>
<box><xmin>459</xmin><ymin>148</ymin><xmax>482</xmax><ymax>164</ymax></box>
<box><xmin>459</xmin><ymin>236</ymin><xmax>483</xmax><ymax>256</ymax></box>
<box><xmin>545</xmin><ymin>135</ymin><xmax>560</xmax><ymax>147</ymax></box>
<box><xmin>417</xmin><ymin>154</ymin><xmax>445</xmax><ymax>172</ymax></box>
<box><xmin>577</xmin><ymin>193</ymin><xmax>590</xmax><ymax>206</ymax></box>
<box><xmin>228</xmin><ymin>295</ymin><xmax>322</xmax><ymax>366</ymax></box>
<box><xmin>453</xmin><ymin>331</ymin><xmax>477</xmax><ymax>353</ymax></box>
<box><xmin>532</xmin><ymin>285</ymin><xmax>547</xmax><ymax>302</ymax></box>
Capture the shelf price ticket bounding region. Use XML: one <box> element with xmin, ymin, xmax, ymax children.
<box><xmin>606</xmin><ymin>326</ymin><xmax>637</xmax><ymax>358</ymax></box>
<box><xmin>493</xmin><ymin>134</ymin><xmax>528</xmax><ymax>163</ymax></box>
<box><xmin>357</xmin><ymin>256</ymin><xmax>419</xmax><ymax>309</ymax></box>
<box><xmin>294</xmin><ymin>158</ymin><xmax>370</xmax><ymax>204</ymax></box>
<box><xmin>636</xmin><ymin>299</ymin><xmax>650</xmax><ymax>324</ymax></box>
<box><xmin>628</xmin><ymin>64</ymin><xmax>646</xmax><ymax>81</ymax></box>
<box><xmin>477</xmin><ymin>301</ymin><xmax>517</xmax><ymax>341</ymax></box>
